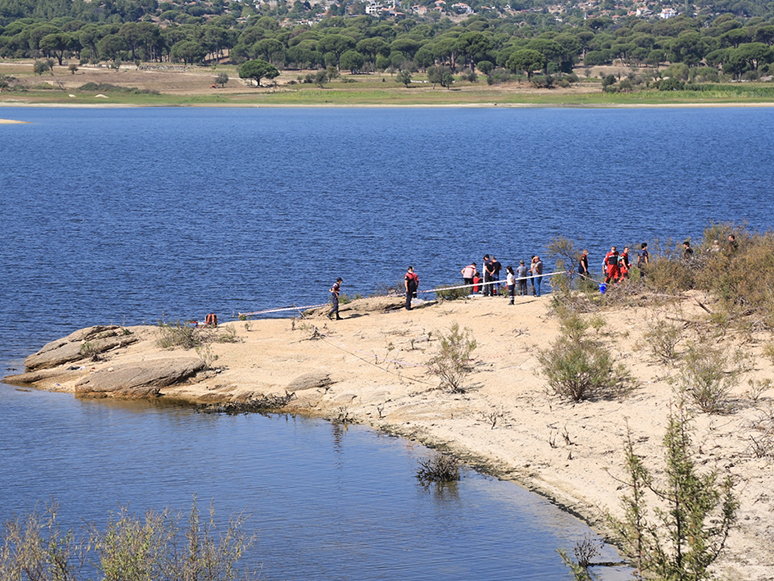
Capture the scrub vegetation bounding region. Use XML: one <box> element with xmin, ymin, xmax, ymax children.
<box><xmin>537</xmin><ymin>312</ymin><xmax>635</xmax><ymax>402</ymax></box>
<box><xmin>0</xmin><ymin>498</ymin><xmax>257</xmax><ymax>581</ymax></box>
<box><xmin>426</xmin><ymin>322</ymin><xmax>476</xmax><ymax>393</ymax></box>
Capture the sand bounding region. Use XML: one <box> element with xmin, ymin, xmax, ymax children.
<box><xmin>6</xmin><ymin>292</ymin><xmax>774</xmax><ymax>579</ymax></box>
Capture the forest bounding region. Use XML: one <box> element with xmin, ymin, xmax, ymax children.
<box><xmin>1</xmin><ymin>0</ymin><xmax>773</xmax><ymax>87</ymax></box>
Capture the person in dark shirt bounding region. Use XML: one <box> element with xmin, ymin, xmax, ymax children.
<box><xmin>578</xmin><ymin>249</ymin><xmax>589</xmax><ymax>279</ymax></box>
<box><xmin>328</xmin><ymin>278</ymin><xmax>343</xmax><ymax>320</ymax></box>
<box><xmin>482</xmin><ymin>255</ymin><xmax>493</xmax><ymax>296</ymax></box>
<box><xmin>491</xmin><ymin>256</ymin><xmax>502</xmax><ymax>295</ymax></box>
<box><xmin>516</xmin><ymin>260</ymin><xmax>529</xmax><ymax>296</ymax></box>
<box><xmin>637</xmin><ymin>242</ymin><xmax>649</xmax><ymax>273</ymax></box>
<box><xmin>683</xmin><ymin>240</ymin><xmax>694</xmax><ymax>259</ymax></box>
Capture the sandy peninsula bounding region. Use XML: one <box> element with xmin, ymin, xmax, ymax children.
<box><xmin>5</xmin><ymin>292</ymin><xmax>774</xmax><ymax>580</ymax></box>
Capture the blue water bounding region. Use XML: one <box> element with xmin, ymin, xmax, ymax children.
<box><xmin>0</xmin><ymin>387</ymin><xmax>629</xmax><ymax>579</ymax></box>
<box><xmin>2</xmin><ymin>107</ymin><xmax>774</xmax><ymax>365</ymax></box>
<box><xmin>1</xmin><ymin>106</ymin><xmax>773</xmax><ymax>578</ymax></box>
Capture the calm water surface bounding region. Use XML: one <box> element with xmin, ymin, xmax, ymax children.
<box><xmin>0</xmin><ymin>386</ymin><xmax>628</xmax><ymax>579</ymax></box>
<box><xmin>2</xmin><ymin>107</ymin><xmax>772</xmax><ymax>578</ymax></box>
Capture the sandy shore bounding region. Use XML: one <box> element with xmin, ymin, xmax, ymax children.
<box><xmin>0</xmin><ymin>118</ymin><xmax>29</xmax><ymax>122</ymax></box>
<box><xmin>5</xmin><ymin>293</ymin><xmax>774</xmax><ymax>579</ymax></box>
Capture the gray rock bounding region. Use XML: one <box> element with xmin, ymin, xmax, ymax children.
<box><xmin>286</xmin><ymin>371</ymin><xmax>333</xmax><ymax>392</ymax></box>
<box><xmin>74</xmin><ymin>358</ymin><xmax>205</xmax><ymax>398</ymax></box>
<box><xmin>25</xmin><ymin>331</ymin><xmax>137</xmax><ymax>371</ymax></box>
<box><xmin>2</xmin><ymin>367</ymin><xmax>85</xmax><ymax>386</ymax></box>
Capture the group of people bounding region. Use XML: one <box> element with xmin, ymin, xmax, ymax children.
<box><xmin>580</xmin><ymin>243</ymin><xmax>649</xmax><ymax>285</ymax></box>
<box><xmin>462</xmin><ymin>255</ymin><xmax>545</xmax><ymax>304</ymax></box>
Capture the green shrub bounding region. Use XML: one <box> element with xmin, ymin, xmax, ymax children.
<box><xmin>435</xmin><ymin>284</ymin><xmax>469</xmax><ymax>301</ymax></box>
<box><xmin>608</xmin><ymin>406</ymin><xmax>738</xmax><ymax>580</ymax></box>
<box><xmin>0</xmin><ymin>498</ymin><xmax>256</xmax><ymax>580</ymax></box>
<box><xmin>643</xmin><ymin>318</ymin><xmax>684</xmax><ymax>365</ymax></box>
<box><xmin>678</xmin><ymin>340</ymin><xmax>744</xmax><ymax>414</ymax></box>
<box><xmin>538</xmin><ymin>314</ymin><xmax>634</xmax><ymax>402</ymax></box>
<box><xmin>157</xmin><ymin>321</ymin><xmax>202</xmax><ymax>349</ymax></box>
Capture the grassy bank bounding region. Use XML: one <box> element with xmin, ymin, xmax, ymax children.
<box><xmin>3</xmin><ymin>64</ymin><xmax>774</xmax><ymax>107</ymax></box>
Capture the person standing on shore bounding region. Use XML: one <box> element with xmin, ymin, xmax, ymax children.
<box><xmin>506</xmin><ymin>265</ymin><xmax>516</xmax><ymax>305</ymax></box>
<box><xmin>578</xmin><ymin>249</ymin><xmax>589</xmax><ymax>279</ymax></box>
<box><xmin>461</xmin><ymin>262</ymin><xmax>476</xmax><ymax>293</ymax></box>
<box><xmin>491</xmin><ymin>256</ymin><xmax>502</xmax><ymax>296</ymax></box>
<box><xmin>620</xmin><ymin>247</ymin><xmax>631</xmax><ymax>280</ymax></box>
<box><xmin>604</xmin><ymin>246</ymin><xmax>619</xmax><ymax>284</ymax></box>
<box><xmin>328</xmin><ymin>277</ymin><xmax>343</xmax><ymax>320</ymax></box>
<box><xmin>532</xmin><ymin>256</ymin><xmax>544</xmax><ymax>297</ymax></box>
<box><xmin>683</xmin><ymin>240</ymin><xmax>694</xmax><ymax>260</ymax></box>
<box><xmin>637</xmin><ymin>242</ymin><xmax>649</xmax><ymax>276</ymax></box>
<box><xmin>516</xmin><ymin>260</ymin><xmax>529</xmax><ymax>296</ymax></box>
<box><xmin>482</xmin><ymin>255</ymin><xmax>493</xmax><ymax>296</ymax></box>
<box><xmin>404</xmin><ymin>266</ymin><xmax>418</xmax><ymax>310</ymax></box>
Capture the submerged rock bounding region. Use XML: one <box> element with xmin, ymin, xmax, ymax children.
<box><xmin>74</xmin><ymin>358</ymin><xmax>205</xmax><ymax>398</ymax></box>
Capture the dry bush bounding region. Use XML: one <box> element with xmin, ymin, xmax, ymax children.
<box><xmin>416</xmin><ymin>453</ymin><xmax>460</xmax><ymax>483</ymax></box>
<box><xmin>426</xmin><ymin>323</ymin><xmax>476</xmax><ymax>393</ymax></box>
<box><xmin>157</xmin><ymin>321</ymin><xmax>202</xmax><ymax>350</ymax></box>
<box><xmin>645</xmin><ymin>226</ymin><xmax>774</xmax><ymax>328</ymax></box>
<box><xmin>678</xmin><ymin>339</ymin><xmax>746</xmax><ymax>414</ymax></box>
<box><xmin>643</xmin><ymin>317</ymin><xmax>685</xmax><ymax>365</ymax></box>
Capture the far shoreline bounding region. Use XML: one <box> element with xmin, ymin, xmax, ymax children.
<box><xmin>3</xmin><ymin>101</ymin><xmax>774</xmax><ymax>110</ymax></box>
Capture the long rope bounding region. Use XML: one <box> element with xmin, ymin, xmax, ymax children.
<box><xmin>238</xmin><ymin>271</ymin><xmax>568</xmax><ymax>318</ymax></box>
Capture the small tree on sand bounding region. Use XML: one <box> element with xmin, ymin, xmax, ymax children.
<box><xmin>607</xmin><ymin>406</ymin><xmax>738</xmax><ymax>580</ymax></box>
<box><xmin>426</xmin><ymin>323</ymin><xmax>476</xmax><ymax>393</ymax></box>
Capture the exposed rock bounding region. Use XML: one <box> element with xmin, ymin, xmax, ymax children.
<box><xmin>74</xmin><ymin>358</ymin><xmax>205</xmax><ymax>398</ymax></box>
<box><xmin>3</xmin><ymin>367</ymin><xmax>86</xmax><ymax>386</ymax></box>
<box><xmin>286</xmin><ymin>371</ymin><xmax>333</xmax><ymax>392</ymax></box>
<box><xmin>25</xmin><ymin>330</ymin><xmax>137</xmax><ymax>371</ymax></box>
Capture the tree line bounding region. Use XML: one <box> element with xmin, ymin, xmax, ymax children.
<box><xmin>1</xmin><ymin>1</ymin><xmax>773</xmax><ymax>82</ymax></box>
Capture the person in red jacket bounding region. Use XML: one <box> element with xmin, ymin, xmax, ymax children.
<box><xmin>404</xmin><ymin>266</ymin><xmax>418</xmax><ymax>310</ymax></box>
<box><xmin>619</xmin><ymin>246</ymin><xmax>631</xmax><ymax>281</ymax></box>
<box><xmin>604</xmin><ymin>246</ymin><xmax>620</xmax><ymax>284</ymax></box>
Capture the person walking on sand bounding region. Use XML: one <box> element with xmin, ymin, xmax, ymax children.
<box><xmin>328</xmin><ymin>277</ymin><xmax>343</xmax><ymax>320</ymax></box>
<box><xmin>461</xmin><ymin>261</ymin><xmax>476</xmax><ymax>293</ymax></box>
<box><xmin>578</xmin><ymin>249</ymin><xmax>589</xmax><ymax>279</ymax></box>
<box><xmin>506</xmin><ymin>265</ymin><xmax>516</xmax><ymax>305</ymax></box>
<box><xmin>516</xmin><ymin>260</ymin><xmax>529</xmax><ymax>296</ymax></box>
<box><xmin>531</xmin><ymin>256</ymin><xmax>544</xmax><ymax>297</ymax></box>
<box><xmin>404</xmin><ymin>266</ymin><xmax>418</xmax><ymax>310</ymax></box>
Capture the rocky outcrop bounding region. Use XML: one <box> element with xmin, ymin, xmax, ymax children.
<box><xmin>286</xmin><ymin>371</ymin><xmax>333</xmax><ymax>392</ymax></box>
<box><xmin>74</xmin><ymin>358</ymin><xmax>206</xmax><ymax>398</ymax></box>
<box><xmin>25</xmin><ymin>326</ymin><xmax>137</xmax><ymax>371</ymax></box>
<box><xmin>3</xmin><ymin>367</ymin><xmax>87</xmax><ymax>387</ymax></box>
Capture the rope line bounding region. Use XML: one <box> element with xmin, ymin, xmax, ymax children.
<box><xmin>238</xmin><ymin>271</ymin><xmax>569</xmax><ymax>317</ymax></box>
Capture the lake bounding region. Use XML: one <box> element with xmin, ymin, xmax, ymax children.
<box><xmin>2</xmin><ymin>106</ymin><xmax>773</xmax><ymax>578</ymax></box>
